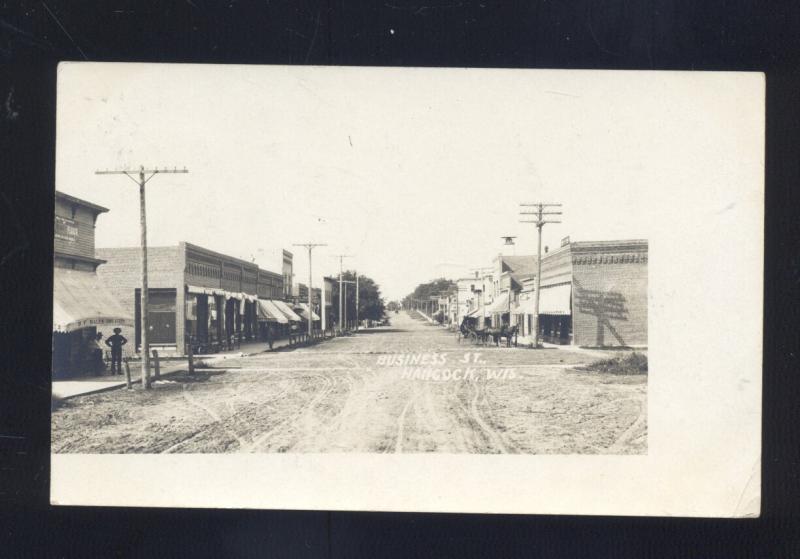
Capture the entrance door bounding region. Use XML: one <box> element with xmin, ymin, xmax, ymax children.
<box><xmin>135</xmin><ymin>288</ymin><xmax>177</xmax><ymax>347</ymax></box>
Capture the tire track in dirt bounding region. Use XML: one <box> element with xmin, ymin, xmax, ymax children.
<box><xmin>468</xmin><ymin>379</ymin><xmax>510</xmax><ymax>454</ymax></box>
<box><xmin>394</xmin><ymin>397</ymin><xmax>414</xmax><ymax>453</ymax></box>
<box><xmin>161</xmin><ymin>387</ymin><xmax>248</xmax><ymax>453</ymax></box>
<box><xmin>477</xmin><ymin>380</ymin><xmax>520</xmax><ymax>453</ymax></box>
<box><xmin>444</xmin><ymin>380</ymin><xmax>486</xmax><ymax>452</ymax></box>
<box><xmin>246</xmin><ymin>373</ymin><xmax>335</xmax><ymax>452</ymax></box>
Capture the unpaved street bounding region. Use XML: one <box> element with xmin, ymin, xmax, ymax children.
<box><xmin>52</xmin><ymin>312</ymin><xmax>646</xmax><ymax>454</ymax></box>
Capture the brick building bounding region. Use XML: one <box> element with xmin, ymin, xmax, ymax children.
<box><xmin>513</xmin><ymin>239</ymin><xmax>648</xmax><ymax>347</ymax></box>
<box><xmin>96</xmin><ymin>242</ymin><xmax>297</xmax><ymax>356</ymax></box>
<box><xmin>52</xmin><ymin>191</ymin><xmax>133</xmax><ymax>377</ymax></box>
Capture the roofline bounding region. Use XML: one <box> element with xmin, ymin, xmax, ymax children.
<box><xmin>97</xmin><ymin>242</ymin><xmax>283</xmax><ymax>277</ymax></box>
<box><xmin>55</xmin><ymin>191</ymin><xmax>109</xmax><ymax>214</ymax></box>
<box><xmin>569</xmin><ymin>239</ymin><xmax>648</xmax><ymax>251</ymax></box>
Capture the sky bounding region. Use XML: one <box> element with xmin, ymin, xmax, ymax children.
<box><xmin>56</xmin><ymin>64</ymin><xmax>759</xmax><ymax>301</ymax></box>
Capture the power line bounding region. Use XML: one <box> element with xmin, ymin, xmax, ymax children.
<box><xmin>330</xmin><ymin>254</ymin><xmax>353</xmax><ymax>333</ymax></box>
<box><xmin>95</xmin><ymin>166</ymin><xmax>189</xmax><ymax>389</ymax></box>
<box><xmin>293</xmin><ymin>243</ymin><xmax>327</xmax><ymax>338</ymax></box>
<box><xmin>519</xmin><ymin>202</ymin><xmax>562</xmax><ymax>348</ymax></box>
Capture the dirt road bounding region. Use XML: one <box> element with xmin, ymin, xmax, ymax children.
<box><xmin>52</xmin><ymin>312</ymin><xmax>646</xmax><ymax>454</ymax></box>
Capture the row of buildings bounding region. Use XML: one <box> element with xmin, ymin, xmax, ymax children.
<box><xmin>53</xmin><ymin>190</ymin><xmax>336</xmax><ymax>377</ymax></box>
<box><xmin>438</xmin><ymin>236</ymin><xmax>648</xmax><ymax>348</ymax></box>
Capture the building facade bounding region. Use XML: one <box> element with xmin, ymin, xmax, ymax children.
<box><xmin>282</xmin><ymin>250</ymin><xmax>293</xmax><ymax>299</ymax></box>
<box><xmin>512</xmin><ymin>239</ymin><xmax>648</xmax><ymax>347</ymax></box>
<box><xmin>52</xmin><ymin>191</ymin><xmax>133</xmax><ymax>377</ymax></box>
<box><xmin>96</xmin><ymin>242</ymin><xmax>297</xmax><ymax>356</ymax></box>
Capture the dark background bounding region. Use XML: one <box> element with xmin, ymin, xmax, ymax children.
<box><xmin>1</xmin><ymin>1</ymin><xmax>798</xmax><ymax>557</ymax></box>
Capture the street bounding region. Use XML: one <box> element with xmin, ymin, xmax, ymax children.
<box><xmin>52</xmin><ymin>312</ymin><xmax>646</xmax><ymax>454</ymax></box>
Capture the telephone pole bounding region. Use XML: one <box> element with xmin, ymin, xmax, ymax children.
<box><xmin>355</xmin><ymin>271</ymin><xmax>359</xmax><ymax>331</ymax></box>
<box><xmin>340</xmin><ymin>279</ymin><xmax>356</xmax><ymax>331</ymax></box>
<box><xmin>330</xmin><ymin>254</ymin><xmax>353</xmax><ymax>332</ymax></box>
<box><xmin>95</xmin><ymin>165</ymin><xmax>188</xmax><ymax>388</ymax></box>
<box><xmin>293</xmin><ymin>243</ymin><xmax>327</xmax><ymax>337</ymax></box>
<box><xmin>520</xmin><ymin>203</ymin><xmax>562</xmax><ymax>348</ymax></box>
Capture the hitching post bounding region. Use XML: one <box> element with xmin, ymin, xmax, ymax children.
<box><xmin>152</xmin><ymin>349</ymin><xmax>160</xmax><ymax>380</ymax></box>
<box><xmin>124</xmin><ymin>358</ymin><xmax>132</xmax><ymax>390</ymax></box>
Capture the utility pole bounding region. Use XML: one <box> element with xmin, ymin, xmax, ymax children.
<box><xmin>520</xmin><ymin>203</ymin><xmax>562</xmax><ymax>348</ymax></box>
<box><xmin>355</xmin><ymin>271</ymin><xmax>359</xmax><ymax>331</ymax></box>
<box><xmin>96</xmin><ymin>165</ymin><xmax>188</xmax><ymax>389</ymax></box>
<box><xmin>331</xmin><ymin>254</ymin><xmax>353</xmax><ymax>332</ymax></box>
<box><xmin>340</xmin><ymin>279</ymin><xmax>356</xmax><ymax>331</ymax></box>
<box><xmin>293</xmin><ymin>243</ymin><xmax>327</xmax><ymax>338</ymax></box>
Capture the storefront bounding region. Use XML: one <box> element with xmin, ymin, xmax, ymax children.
<box><xmin>256</xmin><ymin>299</ymin><xmax>288</xmax><ymax>341</ymax></box>
<box><xmin>505</xmin><ymin>240</ymin><xmax>647</xmax><ymax>347</ymax></box>
<box><xmin>272</xmin><ymin>300</ymin><xmax>302</xmax><ymax>335</ymax></box>
<box><xmin>294</xmin><ymin>302</ymin><xmax>321</xmax><ymax>330</ymax></box>
<box><xmin>536</xmin><ymin>283</ymin><xmax>573</xmax><ymax>345</ymax></box>
<box><xmin>52</xmin><ymin>191</ymin><xmax>134</xmax><ymax>378</ymax></box>
<box><xmin>485</xmin><ymin>291</ymin><xmax>510</xmax><ymax>327</ymax></box>
<box><xmin>183</xmin><ymin>286</ymin><xmax>260</xmax><ymax>353</ymax></box>
<box><xmin>52</xmin><ymin>265</ymin><xmax>133</xmax><ymax>378</ymax></box>
<box><xmin>96</xmin><ymin>242</ymin><xmax>289</xmax><ymax>356</ymax></box>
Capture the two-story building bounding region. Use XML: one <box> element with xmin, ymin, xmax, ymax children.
<box><xmin>96</xmin><ymin>242</ymin><xmax>302</xmax><ymax>356</ymax></box>
<box><xmin>52</xmin><ymin>191</ymin><xmax>133</xmax><ymax>377</ymax></box>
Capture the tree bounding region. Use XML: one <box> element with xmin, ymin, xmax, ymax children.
<box><xmin>330</xmin><ymin>270</ymin><xmax>386</xmax><ymax>325</ymax></box>
<box><xmin>402</xmin><ymin>278</ymin><xmax>456</xmax><ymax>310</ymax></box>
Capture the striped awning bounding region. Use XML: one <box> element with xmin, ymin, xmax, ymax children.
<box><xmin>295</xmin><ymin>302</ymin><xmax>320</xmax><ymax>321</ymax></box>
<box><xmin>257</xmin><ymin>300</ymin><xmax>288</xmax><ymax>323</ymax></box>
<box><xmin>272</xmin><ymin>300</ymin><xmax>303</xmax><ymax>322</ymax></box>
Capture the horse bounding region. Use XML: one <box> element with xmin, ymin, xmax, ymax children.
<box><xmin>485</xmin><ymin>327</ymin><xmax>503</xmax><ymax>346</ymax></box>
<box><xmin>500</xmin><ymin>324</ymin><xmax>519</xmax><ymax>347</ymax></box>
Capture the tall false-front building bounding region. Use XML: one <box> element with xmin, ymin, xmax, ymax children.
<box><xmin>52</xmin><ymin>191</ymin><xmax>133</xmax><ymax>377</ymax></box>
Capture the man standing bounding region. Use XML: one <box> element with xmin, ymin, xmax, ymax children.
<box><xmin>266</xmin><ymin>322</ymin><xmax>274</xmax><ymax>350</ymax></box>
<box><xmin>105</xmin><ymin>327</ymin><xmax>128</xmax><ymax>375</ymax></box>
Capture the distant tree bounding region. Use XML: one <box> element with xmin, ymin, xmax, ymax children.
<box><xmin>402</xmin><ymin>278</ymin><xmax>456</xmax><ymax>309</ymax></box>
<box><xmin>330</xmin><ymin>271</ymin><xmax>386</xmax><ymax>325</ymax></box>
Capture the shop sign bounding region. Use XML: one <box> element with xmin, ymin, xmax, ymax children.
<box><xmin>55</xmin><ymin>216</ymin><xmax>79</xmax><ymax>243</ymax></box>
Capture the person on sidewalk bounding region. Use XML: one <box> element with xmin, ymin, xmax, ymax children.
<box><xmin>266</xmin><ymin>322</ymin><xmax>274</xmax><ymax>350</ymax></box>
<box><xmin>89</xmin><ymin>331</ymin><xmax>106</xmax><ymax>375</ymax></box>
<box><xmin>105</xmin><ymin>328</ymin><xmax>128</xmax><ymax>375</ymax></box>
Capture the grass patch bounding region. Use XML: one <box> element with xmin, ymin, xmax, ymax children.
<box><xmin>578</xmin><ymin>352</ymin><xmax>648</xmax><ymax>375</ymax></box>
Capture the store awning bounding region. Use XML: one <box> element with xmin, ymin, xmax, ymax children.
<box><xmin>295</xmin><ymin>302</ymin><xmax>320</xmax><ymax>321</ymax></box>
<box><xmin>186</xmin><ymin>285</ymin><xmax>256</xmax><ymax>301</ymax></box>
<box><xmin>272</xmin><ymin>300</ymin><xmax>303</xmax><ymax>322</ymax></box>
<box><xmin>538</xmin><ymin>284</ymin><xmax>572</xmax><ymax>315</ymax></box>
<box><xmin>257</xmin><ymin>300</ymin><xmax>288</xmax><ymax>323</ymax></box>
<box><xmin>187</xmin><ymin>285</ymin><xmax>223</xmax><ymax>296</ymax></box>
<box><xmin>511</xmin><ymin>297</ymin><xmax>535</xmax><ymax>315</ymax></box>
<box><xmin>53</xmin><ymin>268</ymin><xmax>133</xmax><ymax>332</ymax></box>
<box><xmin>466</xmin><ymin>305</ymin><xmax>485</xmax><ymax>318</ymax></box>
<box><xmin>485</xmin><ymin>292</ymin><xmax>510</xmax><ymax>314</ymax></box>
